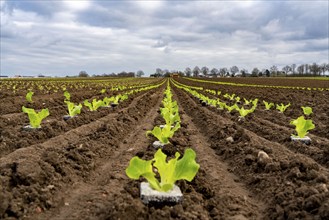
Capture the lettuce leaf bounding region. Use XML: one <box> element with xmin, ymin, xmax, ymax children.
<box><xmin>301</xmin><ymin>106</ymin><xmax>313</xmax><ymax>116</ymax></box>
<box><xmin>22</xmin><ymin>106</ymin><xmax>49</xmax><ymax>128</ymax></box>
<box><xmin>126</xmin><ymin>148</ymin><xmax>200</xmax><ymax>192</ymax></box>
<box><xmin>290</xmin><ymin>116</ymin><xmax>315</xmax><ymax>138</ymax></box>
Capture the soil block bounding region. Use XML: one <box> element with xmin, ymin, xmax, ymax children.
<box><xmin>140</xmin><ymin>182</ymin><xmax>183</xmax><ymax>205</ymax></box>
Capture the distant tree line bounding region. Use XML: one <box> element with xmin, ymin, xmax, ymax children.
<box><xmin>78</xmin><ymin>70</ymin><xmax>145</xmax><ymax>77</ymax></box>
<box><xmin>151</xmin><ymin>62</ymin><xmax>329</xmax><ymax>78</ymax></box>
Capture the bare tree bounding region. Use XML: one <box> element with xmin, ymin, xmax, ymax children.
<box><xmin>305</xmin><ymin>64</ymin><xmax>309</xmax><ymax>74</ymax></box>
<box><xmin>240</xmin><ymin>68</ymin><xmax>248</xmax><ymax>77</ymax></box>
<box><xmin>155</xmin><ymin>68</ymin><xmax>163</xmax><ymax>77</ymax></box>
<box><xmin>282</xmin><ymin>65</ymin><xmax>292</xmax><ymax>76</ymax></box>
<box><xmin>320</xmin><ymin>63</ymin><xmax>327</xmax><ymax>76</ymax></box>
<box><xmin>251</xmin><ymin>68</ymin><xmax>259</xmax><ymax>77</ymax></box>
<box><xmin>193</xmin><ymin>66</ymin><xmax>200</xmax><ymax>77</ymax></box>
<box><xmin>210</xmin><ymin>68</ymin><xmax>219</xmax><ymax>77</ymax></box>
<box><xmin>291</xmin><ymin>64</ymin><xmax>296</xmax><ymax>74</ymax></box>
<box><xmin>219</xmin><ymin>68</ymin><xmax>228</xmax><ymax>77</ymax></box>
<box><xmin>270</xmin><ymin>65</ymin><xmax>278</xmax><ymax>77</ymax></box>
<box><xmin>200</xmin><ymin>66</ymin><xmax>209</xmax><ymax>77</ymax></box>
<box><xmin>136</xmin><ymin>70</ymin><xmax>145</xmax><ymax>77</ymax></box>
<box><xmin>297</xmin><ymin>64</ymin><xmax>304</xmax><ymax>75</ymax></box>
<box><xmin>185</xmin><ymin>67</ymin><xmax>192</xmax><ymax>77</ymax></box>
<box><xmin>230</xmin><ymin>66</ymin><xmax>239</xmax><ymax>77</ymax></box>
<box><xmin>79</xmin><ymin>71</ymin><xmax>89</xmax><ymax>77</ymax></box>
<box><xmin>309</xmin><ymin>63</ymin><xmax>320</xmax><ymax>76</ymax></box>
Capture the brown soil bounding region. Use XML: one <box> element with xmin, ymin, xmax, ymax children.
<box><xmin>1</xmin><ymin>77</ymin><xmax>329</xmax><ymax>220</ymax></box>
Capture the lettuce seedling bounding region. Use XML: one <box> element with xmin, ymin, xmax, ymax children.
<box><xmin>301</xmin><ymin>106</ymin><xmax>313</xmax><ymax>116</ymax></box>
<box><xmin>146</xmin><ymin>123</ymin><xmax>180</xmax><ymax>144</ymax></box>
<box><xmin>126</xmin><ymin>148</ymin><xmax>200</xmax><ymax>192</ymax></box>
<box><xmin>22</xmin><ymin>106</ymin><xmax>49</xmax><ymax>128</ymax></box>
<box><xmin>276</xmin><ymin>103</ymin><xmax>290</xmax><ymax>113</ymax></box>
<box><xmin>65</xmin><ymin>101</ymin><xmax>82</xmax><ymax>117</ymax></box>
<box><xmin>237</xmin><ymin>107</ymin><xmax>254</xmax><ymax>117</ymax></box>
<box><xmin>26</xmin><ymin>91</ymin><xmax>34</xmax><ymax>103</ymax></box>
<box><xmin>64</xmin><ymin>91</ymin><xmax>70</xmax><ymax>101</ymax></box>
<box><xmin>290</xmin><ymin>116</ymin><xmax>315</xmax><ymax>138</ymax></box>
<box><xmin>244</xmin><ymin>98</ymin><xmax>251</xmax><ymax>105</ymax></box>
<box><xmin>226</xmin><ymin>103</ymin><xmax>238</xmax><ymax>113</ymax></box>
<box><xmin>217</xmin><ymin>100</ymin><xmax>226</xmax><ymax>110</ymax></box>
<box><xmin>100</xmin><ymin>89</ymin><xmax>106</xmax><ymax>94</ymax></box>
<box><xmin>263</xmin><ymin>101</ymin><xmax>274</xmax><ymax>110</ymax></box>
<box><xmin>161</xmin><ymin>107</ymin><xmax>180</xmax><ymax>126</ymax></box>
<box><xmin>84</xmin><ymin>99</ymin><xmax>104</xmax><ymax>111</ymax></box>
<box><xmin>103</xmin><ymin>97</ymin><xmax>115</xmax><ymax>106</ymax></box>
<box><xmin>235</xmin><ymin>96</ymin><xmax>241</xmax><ymax>103</ymax></box>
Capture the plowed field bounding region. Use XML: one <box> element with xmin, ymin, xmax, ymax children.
<box><xmin>1</xmin><ymin>77</ymin><xmax>329</xmax><ymax>220</ymax></box>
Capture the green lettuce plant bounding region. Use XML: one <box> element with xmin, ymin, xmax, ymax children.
<box><xmin>146</xmin><ymin>123</ymin><xmax>180</xmax><ymax>144</ymax></box>
<box><xmin>126</xmin><ymin>148</ymin><xmax>200</xmax><ymax>192</ymax></box>
<box><xmin>226</xmin><ymin>103</ymin><xmax>238</xmax><ymax>113</ymax></box>
<box><xmin>263</xmin><ymin>101</ymin><xmax>274</xmax><ymax>110</ymax></box>
<box><xmin>64</xmin><ymin>91</ymin><xmax>70</xmax><ymax>101</ymax></box>
<box><xmin>237</xmin><ymin>107</ymin><xmax>255</xmax><ymax>117</ymax></box>
<box><xmin>84</xmin><ymin>99</ymin><xmax>104</xmax><ymax>111</ymax></box>
<box><xmin>243</xmin><ymin>98</ymin><xmax>251</xmax><ymax>105</ymax></box>
<box><xmin>290</xmin><ymin>116</ymin><xmax>315</xmax><ymax>138</ymax></box>
<box><xmin>22</xmin><ymin>106</ymin><xmax>50</xmax><ymax>128</ymax></box>
<box><xmin>160</xmin><ymin>107</ymin><xmax>180</xmax><ymax>126</ymax></box>
<box><xmin>301</xmin><ymin>106</ymin><xmax>313</xmax><ymax>116</ymax></box>
<box><xmin>103</xmin><ymin>97</ymin><xmax>115</xmax><ymax>106</ymax></box>
<box><xmin>26</xmin><ymin>91</ymin><xmax>34</xmax><ymax>103</ymax></box>
<box><xmin>276</xmin><ymin>103</ymin><xmax>291</xmax><ymax>113</ymax></box>
<box><xmin>65</xmin><ymin>101</ymin><xmax>82</xmax><ymax>117</ymax></box>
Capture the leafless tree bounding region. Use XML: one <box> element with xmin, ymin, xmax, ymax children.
<box><xmin>193</xmin><ymin>66</ymin><xmax>200</xmax><ymax>77</ymax></box>
<box><xmin>201</xmin><ymin>66</ymin><xmax>209</xmax><ymax>77</ymax></box>
<box><xmin>251</xmin><ymin>68</ymin><xmax>259</xmax><ymax>77</ymax></box>
<box><xmin>230</xmin><ymin>66</ymin><xmax>239</xmax><ymax>77</ymax></box>
<box><xmin>219</xmin><ymin>68</ymin><xmax>228</xmax><ymax>77</ymax></box>
<box><xmin>297</xmin><ymin>64</ymin><xmax>304</xmax><ymax>75</ymax></box>
<box><xmin>210</xmin><ymin>68</ymin><xmax>219</xmax><ymax>77</ymax></box>
<box><xmin>185</xmin><ymin>67</ymin><xmax>192</xmax><ymax>77</ymax></box>
<box><xmin>136</xmin><ymin>70</ymin><xmax>144</xmax><ymax>77</ymax></box>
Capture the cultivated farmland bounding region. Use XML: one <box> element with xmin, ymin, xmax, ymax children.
<box><xmin>0</xmin><ymin>77</ymin><xmax>329</xmax><ymax>219</ymax></box>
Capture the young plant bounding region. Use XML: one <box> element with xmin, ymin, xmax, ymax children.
<box><xmin>146</xmin><ymin>123</ymin><xmax>180</xmax><ymax>144</ymax></box>
<box><xmin>84</xmin><ymin>99</ymin><xmax>104</xmax><ymax>111</ymax></box>
<box><xmin>103</xmin><ymin>97</ymin><xmax>115</xmax><ymax>106</ymax></box>
<box><xmin>26</xmin><ymin>91</ymin><xmax>34</xmax><ymax>103</ymax></box>
<box><xmin>160</xmin><ymin>107</ymin><xmax>180</xmax><ymax>126</ymax></box>
<box><xmin>64</xmin><ymin>91</ymin><xmax>71</xmax><ymax>101</ymax></box>
<box><xmin>235</xmin><ymin>96</ymin><xmax>241</xmax><ymax>103</ymax></box>
<box><xmin>65</xmin><ymin>101</ymin><xmax>82</xmax><ymax>117</ymax></box>
<box><xmin>126</xmin><ymin>148</ymin><xmax>200</xmax><ymax>192</ymax></box>
<box><xmin>290</xmin><ymin>116</ymin><xmax>315</xmax><ymax>138</ymax></box>
<box><xmin>243</xmin><ymin>98</ymin><xmax>251</xmax><ymax>106</ymax></box>
<box><xmin>226</xmin><ymin>103</ymin><xmax>238</xmax><ymax>113</ymax></box>
<box><xmin>100</xmin><ymin>89</ymin><xmax>106</xmax><ymax>94</ymax></box>
<box><xmin>276</xmin><ymin>103</ymin><xmax>291</xmax><ymax>113</ymax></box>
<box><xmin>22</xmin><ymin>106</ymin><xmax>50</xmax><ymax>128</ymax></box>
<box><xmin>263</xmin><ymin>101</ymin><xmax>274</xmax><ymax>110</ymax></box>
<box><xmin>217</xmin><ymin>100</ymin><xmax>226</xmax><ymax>110</ymax></box>
<box><xmin>237</xmin><ymin>107</ymin><xmax>254</xmax><ymax>118</ymax></box>
<box><xmin>301</xmin><ymin>106</ymin><xmax>313</xmax><ymax>116</ymax></box>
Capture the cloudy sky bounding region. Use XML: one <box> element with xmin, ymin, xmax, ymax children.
<box><xmin>1</xmin><ymin>0</ymin><xmax>328</xmax><ymax>77</ymax></box>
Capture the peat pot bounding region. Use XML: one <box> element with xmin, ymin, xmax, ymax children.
<box><xmin>140</xmin><ymin>182</ymin><xmax>183</xmax><ymax>205</ymax></box>
<box><xmin>290</xmin><ymin>136</ymin><xmax>311</xmax><ymax>145</ymax></box>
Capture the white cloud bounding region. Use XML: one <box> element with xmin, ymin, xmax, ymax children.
<box><xmin>133</xmin><ymin>1</ymin><xmax>165</xmax><ymax>13</ymax></box>
<box><xmin>0</xmin><ymin>0</ymin><xmax>328</xmax><ymax>76</ymax></box>
<box><xmin>62</xmin><ymin>0</ymin><xmax>91</xmax><ymax>12</ymax></box>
